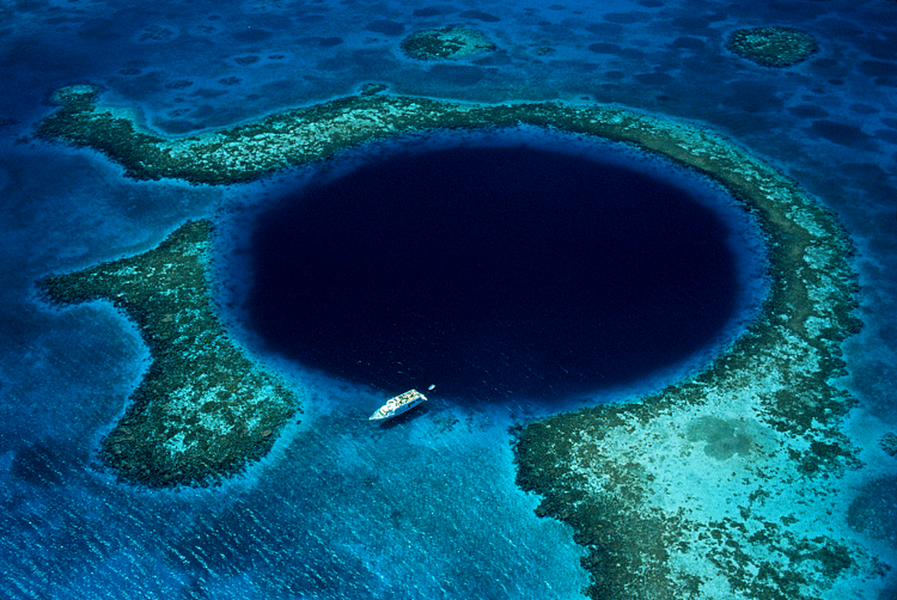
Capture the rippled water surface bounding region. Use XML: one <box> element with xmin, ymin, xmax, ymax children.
<box><xmin>2</xmin><ymin>0</ymin><xmax>896</xmax><ymax>598</ymax></box>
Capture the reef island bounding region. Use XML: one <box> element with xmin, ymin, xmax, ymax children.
<box><xmin>36</xmin><ymin>84</ymin><xmax>883</xmax><ymax>598</ymax></box>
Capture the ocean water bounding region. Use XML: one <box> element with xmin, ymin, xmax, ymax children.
<box><xmin>2</xmin><ymin>0</ymin><xmax>896</xmax><ymax>599</ymax></box>
<box><xmin>239</xmin><ymin>133</ymin><xmax>762</xmax><ymax>401</ymax></box>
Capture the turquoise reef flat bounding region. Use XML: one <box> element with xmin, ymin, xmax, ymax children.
<box><xmin>36</xmin><ymin>86</ymin><xmax>871</xmax><ymax>597</ymax></box>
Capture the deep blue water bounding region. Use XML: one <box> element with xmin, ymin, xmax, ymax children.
<box><xmin>2</xmin><ymin>0</ymin><xmax>896</xmax><ymax>598</ymax></box>
<box><xmin>247</xmin><ymin>142</ymin><xmax>740</xmax><ymax>400</ymax></box>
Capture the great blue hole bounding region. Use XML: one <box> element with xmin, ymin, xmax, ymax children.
<box><xmin>242</xmin><ymin>132</ymin><xmax>762</xmax><ymax>401</ymax></box>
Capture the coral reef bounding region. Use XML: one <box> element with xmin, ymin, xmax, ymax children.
<box><xmin>400</xmin><ymin>26</ymin><xmax>496</xmax><ymax>60</ymax></box>
<box><xmin>37</xmin><ymin>86</ymin><xmax>879</xmax><ymax>595</ymax></box>
<box><xmin>40</xmin><ymin>221</ymin><xmax>298</xmax><ymax>487</ymax></box>
<box><xmin>513</xmin><ymin>118</ymin><xmax>875</xmax><ymax>598</ymax></box>
<box><xmin>727</xmin><ymin>26</ymin><xmax>817</xmax><ymax>67</ymax></box>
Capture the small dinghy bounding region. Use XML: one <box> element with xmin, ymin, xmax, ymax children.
<box><xmin>369</xmin><ymin>385</ymin><xmax>434</xmax><ymax>421</ymax></box>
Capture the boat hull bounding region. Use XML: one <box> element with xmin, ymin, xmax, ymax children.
<box><xmin>369</xmin><ymin>389</ymin><xmax>428</xmax><ymax>421</ymax></box>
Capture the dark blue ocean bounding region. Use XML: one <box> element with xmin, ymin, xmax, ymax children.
<box><xmin>2</xmin><ymin>1</ymin><xmax>896</xmax><ymax>598</ymax></box>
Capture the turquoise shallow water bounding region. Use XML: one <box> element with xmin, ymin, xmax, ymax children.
<box><xmin>2</xmin><ymin>0</ymin><xmax>896</xmax><ymax>598</ymax></box>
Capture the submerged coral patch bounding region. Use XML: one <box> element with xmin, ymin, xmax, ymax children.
<box><xmin>400</xmin><ymin>26</ymin><xmax>496</xmax><ymax>60</ymax></box>
<box><xmin>364</xmin><ymin>20</ymin><xmax>405</xmax><ymax>36</ymax></box>
<box><xmin>727</xmin><ymin>26</ymin><xmax>817</xmax><ymax>67</ymax></box>
<box><xmin>685</xmin><ymin>416</ymin><xmax>755</xmax><ymax>459</ymax></box>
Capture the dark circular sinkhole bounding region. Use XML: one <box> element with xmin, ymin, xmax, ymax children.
<box><xmin>245</xmin><ymin>138</ymin><xmax>749</xmax><ymax>400</ymax></box>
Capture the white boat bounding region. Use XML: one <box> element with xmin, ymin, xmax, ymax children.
<box><xmin>369</xmin><ymin>386</ymin><xmax>432</xmax><ymax>421</ymax></box>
